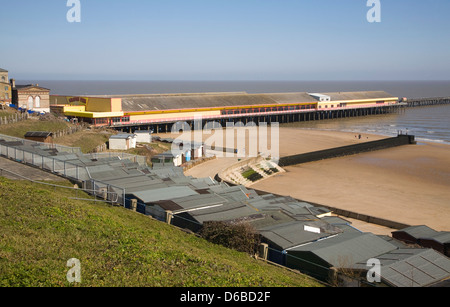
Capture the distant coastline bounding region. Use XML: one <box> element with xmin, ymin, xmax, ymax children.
<box><xmin>16</xmin><ymin>80</ymin><xmax>450</xmax><ymax>99</ymax></box>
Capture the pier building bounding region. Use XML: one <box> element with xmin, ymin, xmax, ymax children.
<box><xmin>50</xmin><ymin>91</ymin><xmax>401</xmax><ymax>131</ymax></box>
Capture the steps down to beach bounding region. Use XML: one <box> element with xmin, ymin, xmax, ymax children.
<box><xmin>219</xmin><ymin>156</ymin><xmax>285</xmax><ymax>187</ymax></box>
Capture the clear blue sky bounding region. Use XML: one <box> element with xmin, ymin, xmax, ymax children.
<box><xmin>1</xmin><ymin>0</ymin><xmax>449</xmax><ymax>80</ymax></box>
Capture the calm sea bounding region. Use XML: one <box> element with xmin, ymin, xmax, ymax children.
<box><xmin>22</xmin><ymin>80</ymin><xmax>450</xmax><ymax>144</ymax></box>
<box><xmin>283</xmin><ymin>104</ymin><xmax>450</xmax><ymax>144</ymax></box>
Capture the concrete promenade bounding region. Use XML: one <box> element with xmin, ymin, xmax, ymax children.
<box><xmin>0</xmin><ymin>156</ymin><xmax>66</xmax><ymax>182</ymax></box>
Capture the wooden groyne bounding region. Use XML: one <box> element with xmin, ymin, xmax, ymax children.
<box><xmin>405</xmin><ymin>97</ymin><xmax>450</xmax><ymax>107</ymax></box>
<box><xmin>278</xmin><ymin>134</ymin><xmax>416</xmax><ymax>167</ymax></box>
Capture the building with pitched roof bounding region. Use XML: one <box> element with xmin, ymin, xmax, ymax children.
<box><xmin>49</xmin><ymin>91</ymin><xmax>400</xmax><ymax>128</ymax></box>
<box><xmin>393</xmin><ymin>226</ymin><xmax>450</xmax><ymax>257</ymax></box>
<box><xmin>0</xmin><ymin>68</ymin><xmax>12</xmax><ymax>106</ymax></box>
<box><xmin>11</xmin><ymin>79</ymin><xmax>51</xmax><ymax>113</ymax></box>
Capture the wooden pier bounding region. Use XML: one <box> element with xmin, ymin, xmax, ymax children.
<box><xmin>115</xmin><ymin>104</ymin><xmax>407</xmax><ymax>133</ymax></box>
<box><xmin>405</xmin><ymin>97</ymin><xmax>450</xmax><ymax>107</ymax></box>
<box><xmin>113</xmin><ymin>97</ymin><xmax>450</xmax><ymax>134</ymax></box>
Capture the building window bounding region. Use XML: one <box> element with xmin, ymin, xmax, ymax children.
<box><xmin>35</xmin><ymin>96</ymin><xmax>41</xmax><ymax>108</ymax></box>
<box><xmin>28</xmin><ymin>96</ymin><xmax>34</xmax><ymax>109</ymax></box>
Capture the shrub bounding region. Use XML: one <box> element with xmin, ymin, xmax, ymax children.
<box><xmin>200</xmin><ymin>221</ymin><xmax>261</xmax><ymax>255</ymax></box>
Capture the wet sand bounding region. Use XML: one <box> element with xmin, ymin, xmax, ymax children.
<box><xmin>164</xmin><ymin>128</ymin><xmax>450</xmax><ymax>232</ymax></box>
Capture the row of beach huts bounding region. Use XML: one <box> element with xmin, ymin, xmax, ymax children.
<box><xmin>1</xmin><ymin>132</ymin><xmax>450</xmax><ymax>287</ymax></box>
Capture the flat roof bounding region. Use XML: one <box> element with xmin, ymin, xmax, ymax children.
<box><xmin>110</xmin><ymin>134</ymin><xmax>136</xmax><ymax>139</ymax></box>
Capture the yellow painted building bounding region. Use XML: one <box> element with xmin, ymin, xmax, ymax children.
<box><xmin>51</xmin><ymin>95</ymin><xmax>124</xmax><ymax>121</ymax></box>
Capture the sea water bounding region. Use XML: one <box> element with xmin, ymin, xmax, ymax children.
<box><xmin>21</xmin><ymin>80</ymin><xmax>450</xmax><ymax>144</ymax></box>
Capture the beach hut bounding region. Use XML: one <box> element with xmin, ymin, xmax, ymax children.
<box><xmin>24</xmin><ymin>131</ymin><xmax>54</xmax><ymax>144</ymax></box>
<box><xmin>134</xmin><ymin>130</ymin><xmax>152</xmax><ymax>143</ymax></box>
<box><xmin>109</xmin><ymin>134</ymin><xmax>137</xmax><ymax>150</ymax></box>
<box><xmin>153</xmin><ymin>150</ymin><xmax>184</xmax><ymax>167</ymax></box>
<box><xmin>191</xmin><ymin>141</ymin><xmax>205</xmax><ymax>159</ymax></box>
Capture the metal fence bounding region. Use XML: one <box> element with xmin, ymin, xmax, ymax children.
<box><xmin>0</xmin><ymin>142</ymin><xmax>90</xmax><ymax>182</ymax></box>
<box><xmin>0</xmin><ymin>166</ymin><xmax>124</xmax><ymax>207</ymax></box>
<box><xmin>85</xmin><ymin>179</ymin><xmax>126</xmax><ymax>207</ymax></box>
<box><xmin>0</xmin><ymin>133</ymin><xmax>82</xmax><ymax>154</ymax></box>
<box><xmin>88</xmin><ymin>151</ymin><xmax>147</xmax><ymax>166</ymax></box>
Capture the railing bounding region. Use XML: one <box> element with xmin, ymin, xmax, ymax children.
<box><xmin>0</xmin><ymin>133</ymin><xmax>137</xmax><ymax>207</ymax></box>
<box><xmin>406</xmin><ymin>97</ymin><xmax>450</xmax><ymax>107</ymax></box>
<box><xmin>111</xmin><ymin>102</ymin><xmax>402</xmax><ymax>127</ymax></box>
<box><xmin>88</xmin><ymin>151</ymin><xmax>147</xmax><ymax>166</ymax></box>
<box><xmin>0</xmin><ymin>167</ymin><xmax>125</xmax><ymax>207</ymax></box>
<box><xmin>0</xmin><ymin>142</ymin><xmax>90</xmax><ymax>182</ymax></box>
<box><xmin>84</xmin><ymin>179</ymin><xmax>126</xmax><ymax>207</ymax></box>
<box><xmin>0</xmin><ymin>133</ymin><xmax>82</xmax><ymax>154</ymax></box>
<box><xmin>0</xmin><ymin>113</ymin><xmax>28</xmax><ymax>126</ymax></box>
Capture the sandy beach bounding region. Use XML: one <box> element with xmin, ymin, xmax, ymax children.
<box><xmin>161</xmin><ymin>127</ymin><xmax>450</xmax><ymax>232</ymax></box>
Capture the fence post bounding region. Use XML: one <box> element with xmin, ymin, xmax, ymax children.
<box><xmin>131</xmin><ymin>199</ymin><xmax>137</xmax><ymax>212</ymax></box>
<box><xmin>258</xmin><ymin>243</ymin><xmax>269</xmax><ymax>260</ymax></box>
<box><xmin>166</xmin><ymin>211</ymin><xmax>173</xmax><ymax>225</ymax></box>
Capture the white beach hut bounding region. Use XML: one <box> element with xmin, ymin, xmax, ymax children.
<box><xmin>134</xmin><ymin>130</ymin><xmax>152</xmax><ymax>143</ymax></box>
<box><xmin>109</xmin><ymin>134</ymin><xmax>137</xmax><ymax>150</ymax></box>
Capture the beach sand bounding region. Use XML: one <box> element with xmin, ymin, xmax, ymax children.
<box><xmin>161</xmin><ymin>127</ymin><xmax>450</xmax><ymax>233</ymax></box>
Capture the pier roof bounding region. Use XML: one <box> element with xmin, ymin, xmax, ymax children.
<box><xmin>117</xmin><ymin>91</ymin><xmax>397</xmax><ymax>112</ymax></box>
<box><xmin>320</xmin><ymin>91</ymin><xmax>396</xmax><ymax>101</ymax></box>
<box><xmin>120</xmin><ymin>93</ymin><xmax>281</xmax><ymax>112</ymax></box>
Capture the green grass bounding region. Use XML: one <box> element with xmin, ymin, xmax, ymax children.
<box><xmin>54</xmin><ymin>130</ymin><xmax>112</xmax><ymax>153</ymax></box>
<box><xmin>0</xmin><ymin>119</ymin><xmax>70</xmax><ymax>139</ymax></box>
<box><xmin>0</xmin><ymin>118</ymin><xmax>114</xmax><ymax>153</ymax></box>
<box><xmin>242</xmin><ymin>168</ymin><xmax>263</xmax><ymax>182</ymax></box>
<box><xmin>0</xmin><ymin>177</ymin><xmax>323</xmax><ymax>287</ymax></box>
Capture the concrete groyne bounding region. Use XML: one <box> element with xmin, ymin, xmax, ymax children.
<box><xmin>279</xmin><ymin>134</ymin><xmax>416</xmax><ymax>167</ymax></box>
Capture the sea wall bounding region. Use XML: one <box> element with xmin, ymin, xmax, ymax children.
<box><xmin>279</xmin><ymin>134</ymin><xmax>416</xmax><ymax>167</ymax></box>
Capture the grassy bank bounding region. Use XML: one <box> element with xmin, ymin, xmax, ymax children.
<box><xmin>0</xmin><ymin>118</ymin><xmax>70</xmax><ymax>139</ymax></box>
<box><xmin>0</xmin><ymin>177</ymin><xmax>323</xmax><ymax>287</ymax></box>
<box><xmin>0</xmin><ymin>117</ymin><xmax>114</xmax><ymax>153</ymax></box>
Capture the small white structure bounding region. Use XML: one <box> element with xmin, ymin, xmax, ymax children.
<box><xmin>109</xmin><ymin>134</ymin><xmax>137</xmax><ymax>150</ymax></box>
<box><xmin>191</xmin><ymin>141</ymin><xmax>205</xmax><ymax>159</ymax></box>
<box><xmin>170</xmin><ymin>149</ymin><xmax>185</xmax><ymax>167</ymax></box>
<box><xmin>153</xmin><ymin>150</ymin><xmax>184</xmax><ymax>167</ymax></box>
<box><xmin>134</xmin><ymin>130</ymin><xmax>152</xmax><ymax>143</ymax></box>
<box><xmin>309</xmin><ymin>93</ymin><xmax>331</xmax><ymax>102</ymax></box>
